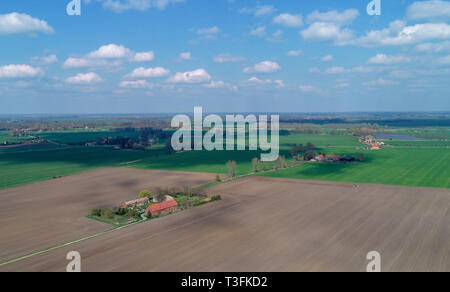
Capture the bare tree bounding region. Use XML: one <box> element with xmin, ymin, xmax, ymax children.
<box><xmin>252</xmin><ymin>158</ymin><xmax>260</xmax><ymax>173</ymax></box>
<box><xmin>226</xmin><ymin>160</ymin><xmax>237</xmax><ymax>178</ymax></box>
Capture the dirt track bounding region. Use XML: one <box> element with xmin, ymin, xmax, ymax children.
<box><xmin>0</xmin><ymin>168</ymin><xmax>216</xmax><ymax>264</ymax></box>
<box><xmin>1</xmin><ymin>176</ymin><xmax>449</xmax><ymax>272</ymax></box>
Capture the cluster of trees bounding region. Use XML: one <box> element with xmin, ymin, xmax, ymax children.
<box><xmin>290</xmin><ymin>143</ymin><xmax>316</xmax><ymax>159</ymax></box>
<box><xmin>90</xmin><ymin>207</ymin><xmax>140</xmax><ymax>220</ymax></box>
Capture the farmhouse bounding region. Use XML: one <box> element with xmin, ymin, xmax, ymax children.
<box><xmin>145</xmin><ymin>200</ymin><xmax>178</xmax><ymax>217</ymax></box>
<box><xmin>315</xmin><ymin>154</ymin><xmax>325</xmax><ymax>161</ymax></box>
<box><xmin>122</xmin><ymin>197</ymin><xmax>150</xmax><ymax>209</ymax></box>
<box><xmin>327</xmin><ymin>155</ymin><xmax>340</xmax><ymax>161</ymax></box>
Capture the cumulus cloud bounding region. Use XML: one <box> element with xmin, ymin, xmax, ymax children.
<box><xmin>354</xmin><ymin>21</ymin><xmax>450</xmax><ymax>47</ymax></box>
<box><xmin>306</xmin><ymin>9</ymin><xmax>359</xmax><ymax>26</ymax></box>
<box><xmin>368</xmin><ymin>54</ymin><xmax>411</xmax><ymax>64</ymax></box>
<box><xmin>415</xmin><ymin>41</ymin><xmax>450</xmax><ymax>52</ymax></box>
<box><xmin>239</xmin><ymin>5</ymin><xmax>276</xmax><ymax>17</ymax></box>
<box><xmin>247</xmin><ymin>77</ymin><xmax>284</xmax><ymax>88</ymax></box>
<box><xmin>299</xmin><ymin>85</ymin><xmax>322</xmax><ymax>94</ymax></box>
<box><xmin>438</xmin><ymin>55</ymin><xmax>450</xmax><ymax>64</ymax></box>
<box><xmin>119</xmin><ymin>79</ymin><xmax>151</xmax><ymax>88</ymax></box>
<box><xmin>0</xmin><ymin>64</ymin><xmax>43</xmax><ymax>78</ymax></box>
<box><xmin>31</xmin><ymin>55</ymin><xmax>58</xmax><ymax>65</ymax></box>
<box><xmin>273</xmin><ymin>13</ymin><xmax>303</xmax><ymax>27</ymax></box>
<box><xmin>301</xmin><ymin>22</ymin><xmax>353</xmax><ymax>44</ymax></box>
<box><xmin>363</xmin><ymin>78</ymin><xmax>397</xmax><ymax>86</ymax></box>
<box><xmin>65</xmin><ymin>72</ymin><xmax>103</xmax><ymax>84</ymax></box>
<box><xmin>287</xmin><ymin>50</ymin><xmax>303</xmax><ymax>56</ymax></box>
<box><xmin>249</xmin><ymin>26</ymin><xmax>267</xmax><ymax>37</ymax></box>
<box><xmin>213</xmin><ymin>53</ymin><xmax>246</xmax><ymax>63</ymax></box>
<box><xmin>126</xmin><ymin>67</ymin><xmax>170</xmax><ymax>79</ymax></box>
<box><xmin>0</xmin><ymin>12</ymin><xmax>54</xmax><ymax>35</ymax></box>
<box><xmin>63</xmin><ymin>44</ymin><xmax>154</xmax><ymax>69</ymax></box>
<box><xmin>167</xmin><ymin>69</ymin><xmax>211</xmax><ymax>84</ymax></box>
<box><xmin>243</xmin><ymin>61</ymin><xmax>281</xmax><ymax>74</ymax></box>
<box><xmin>101</xmin><ymin>0</ymin><xmax>185</xmax><ymax>13</ymax></box>
<box><xmin>203</xmin><ymin>81</ymin><xmax>225</xmax><ymax>88</ymax></box>
<box><xmin>195</xmin><ymin>26</ymin><xmax>220</xmax><ymax>39</ymax></box>
<box><xmin>407</xmin><ymin>0</ymin><xmax>450</xmax><ymax>20</ymax></box>
<box><xmin>178</xmin><ymin>52</ymin><xmax>192</xmax><ymax>61</ymax></box>
<box><xmin>321</xmin><ymin>55</ymin><xmax>334</xmax><ymax>62</ymax></box>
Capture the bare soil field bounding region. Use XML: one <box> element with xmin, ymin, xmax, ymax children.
<box><xmin>0</xmin><ymin>168</ymin><xmax>216</xmax><ymax>264</ymax></box>
<box><xmin>1</xmin><ymin>176</ymin><xmax>449</xmax><ymax>272</ymax></box>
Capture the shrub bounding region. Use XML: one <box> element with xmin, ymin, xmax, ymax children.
<box><xmin>102</xmin><ymin>209</ymin><xmax>114</xmax><ymax>219</ymax></box>
<box><xmin>91</xmin><ymin>208</ymin><xmax>101</xmax><ymax>217</ymax></box>
<box><xmin>116</xmin><ymin>208</ymin><xmax>127</xmax><ymax>216</ymax></box>
<box><xmin>216</xmin><ymin>174</ymin><xmax>221</xmax><ymax>182</ymax></box>
<box><xmin>139</xmin><ymin>190</ymin><xmax>152</xmax><ymax>199</ymax></box>
<box><xmin>210</xmin><ymin>195</ymin><xmax>221</xmax><ymax>202</ymax></box>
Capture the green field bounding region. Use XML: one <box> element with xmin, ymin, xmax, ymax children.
<box><xmin>0</xmin><ymin>131</ymin><xmax>32</xmax><ymax>144</ymax></box>
<box><xmin>1</xmin><ymin>132</ymin><xmax>449</xmax><ymax>189</ymax></box>
<box><xmin>259</xmin><ymin>147</ymin><xmax>450</xmax><ymax>188</ymax></box>
<box><xmin>0</xmin><ymin>146</ymin><xmax>148</xmax><ymax>189</ymax></box>
<box><xmin>36</xmin><ymin>131</ymin><xmax>140</xmax><ymax>144</ymax></box>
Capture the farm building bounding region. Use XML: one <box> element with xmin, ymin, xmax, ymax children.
<box><xmin>315</xmin><ymin>154</ymin><xmax>325</xmax><ymax>161</ymax></box>
<box><xmin>122</xmin><ymin>197</ymin><xmax>150</xmax><ymax>209</ymax></box>
<box><xmin>327</xmin><ymin>155</ymin><xmax>340</xmax><ymax>161</ymax></box>
<box><xmin>145</xmin><ymin>200</ymin><xmax>178</xmax><ymax>217</ymax></box>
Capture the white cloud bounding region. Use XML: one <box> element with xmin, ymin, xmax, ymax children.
<box><xmin>306</xmin><ymin>9</ymin><xmax>359</xmax><ymax>26</ymax></box>
<box><xmin>247</xmin><ymin>77</ymin><xmax>284</xmax><ymax>88</ymax></box>
<box><xmin>249</xmin><ymin>26</ymin><xmax>266</xmax><ymax>37</ymax></box>
<box><xmin>324</xmin><ymin>66</ymin><xmax>346</xmax><ymax>74</ymax></box>
<box><xmin>273</xmin><ymin>13</ymin><xmax>303</xmax><ymax>28</ymax></box>
<box><xmin>119</xmin><ymin>79</ymin><xmax>151</xmax><ymax>88</ymax></box>
<box><xmin>321</xmin><ymin>55</ymin><xmax>334</xmax><ymax>62</ymax></box>
<box><xmin>355</xmin><ymin>21</ymin><xmax>450</xmax><ymax>47</ymax></box>
<box><xmin>167</xmin><ymin>69</ymin><xmax>211</xmax><ymax>84</ymax></box>
<box><xmin>126</xmin><ymin>67</ymin><xmax>170</xmax><ymax>79</ymax></box>
<box><xmin>178</xmin><ymin>52</ymin><xmax>192</xmax><ymax>61</ymax></box>
<box><xmin>63</xmin><ymin>44</ymin><xmax>154</xmax><ymax>69</ymax></box>
<box><xmin>213</xmin><ymin>53</ymin><xmax>246</xmax><ymax>63</ymax></box>
<box><xmin>415</xmin><ymin>41</ymin><xmax>450</xmax><ymax>52</ymax></box>
<box><xmin>195</xmin><ymin>26</ymin><xmax>220</xmax><ymax>39</ymax></box>
<box><xmin>407</xmin><ymin>0</ymin><xmax>450</xmax><ymax>20</ymax></box>
<box><xmin>65</xmin><ymin>72</ymin><xmax>103</xmax><ymax>84</ymax></box>
<box><xmin>287</xmin><ymin>50</ymin><xmax>303</xmax><ymax>56</ymax></box>
<box><xmin>31</xmin><ymin>55</ymin><xmax>58</xmax><ymax>65</ymax></box>
<box><xmin>335</xmin><ymin>82</ymin><xmax>350</xmax><ymax>88</ymax></box>
<box><xmin>0</xmin><ymin>64</ymin><xmax>43</xmax><ymax>78</ymax></box>
<box><xmin>301</xmin><ymin>22</ymin><xmax>353</xmax><ymax>44</ymax></box>
<box><xmin>363</xmin><ymin>78</ymin><xmax>397</xmax><ymax>86</ymax></box>
<box><xmin>102</xmin><ymin>0</ymin><xmax>185</xmax><ymax>13</ymax></box>
<box><xmin>244</xmin><ymin>61</ymin><xmax>281</xmax><ymax>74</ymax></box>
<box><xmin>299</xmin><ymin>85</ymin><xmax>322</xmax><ymax>94</ymax></box>
<box><xmin>203</xmin><ymin>81</ymin><xmax>225</xmax><ymax>88</ymax></box>
<box><xmin>255</xmin><ymin>5</ymin><xmax>276</xmax><ymax>17</ymax></box>
<box><xmin>438</xmin><ymin>55</ymin><xmax>450</xmax><ymax>64</ymax></box>
<box><xmin>131</xmin><ymin>51</ymin><xmax>155</xmax><ymax>62</ymax></box>
<box><xmin>368</xmin><ymin>54</ymin><xmax>411</xmax><ymax>64</ymax></box>
<box><xmin>0</xmin><ymin>12</ymin><xmax>54</xmax><ymax>35</ymax></box>
<box><xmin>239</xmin><ymin>5</ymin><xmax>276</xmax><ymax>17</ymax></box>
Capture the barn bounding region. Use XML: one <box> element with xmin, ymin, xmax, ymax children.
<box><xmin>145</xmin><ymin>200</ymin><xmax>178</xmax><ymax>217</ymax></box>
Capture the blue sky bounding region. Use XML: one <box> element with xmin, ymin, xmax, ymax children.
<box><xmin>0</xmin><ymin>0</ymin><xmax>449</xmax><ymax>114</ymax></box>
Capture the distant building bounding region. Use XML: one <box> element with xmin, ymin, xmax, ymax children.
<box><xmin>145</xmin><ymin>200</ymin><xmax>178</xmax><ymax>217</ymax></box>
<box><xmin>122</xmin><ymin>197</ymin><xmax>150</xmax><ymax>209</ymax></box>
<box><xmin>315</xmin><ymin>154</ymin><xmax>325</xmax><ymax>161</ymax></box>
<box><xmin>327</xmin><ymin>155</ymin><xmax>340</xmax><ymax>161</ymax></box>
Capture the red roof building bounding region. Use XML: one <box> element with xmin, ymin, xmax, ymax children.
<box><xmin>327</xmin><ymin>155</ymin><xmax>340</xmax><ymax>160</ymax></box>
<box><xmin>145</xmin><ymin>200</ymin><xmax>178</xmax><ymax>217</ymax></box>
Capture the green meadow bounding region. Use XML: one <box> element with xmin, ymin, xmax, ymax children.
<box><xmin>0</xmin><ymin>133</ymin><xmax>449</xmax><ymax>189</ymax></box>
